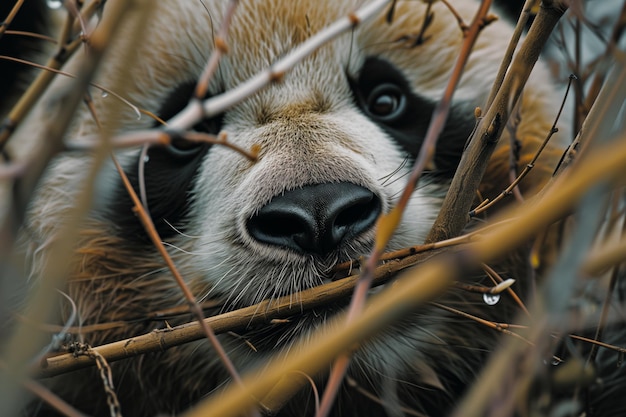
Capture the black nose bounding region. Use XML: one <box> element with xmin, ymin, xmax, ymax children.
<box><xmin>246</xmin><ymin>183</ymin><xmax>382</xmax><ymax>255</ymax></box>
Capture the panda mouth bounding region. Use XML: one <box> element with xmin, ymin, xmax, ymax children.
<box><xmin>224</xmin><ymin>264</ymin><xmax>398</xmax><ymax>353</ymax></box>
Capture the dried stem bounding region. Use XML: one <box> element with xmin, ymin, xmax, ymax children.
<box><xmin>0</xmin><ymin>3</ymin><xmax>83</xmax><ymax>151</ymax></box>
<box><xmin>470</xmin><ymin>74</ymin><xmax>573</xmax><ymax>217</ymax></box>
<box><xmin>194</xmin><ymin>0</ymin><xmax>238</xmax><ymax>99</ymax></box>
<box><xmin>426</xmin><ymin>1</ymin><xmax>568</xmax><ymax>244</ymax></box>
<box><xmin>316</xmin><ymin>3</ymin><xmax>496</xmax><ymax>416</ymax></box>
<box><xmin>484</xmin><ymin>0</ymin><xmax>539</xmax><ymax>110</ymax></box>
<box><xmin>36</xmin><ymin>249</ymin><xmax>417</xmax><ymax>378</ymax></box>
<box><xmin>0</xmin><ymin>0</ymin><xmax>24</xmax><ymax>39</ymax></box>
<box><xmin>430</xmin><ymin>302</ymin><xmax>533</xmax><ymax>344</ymax></box>
<box><xmin>181</xmin><ymin>122</ymin><xmax>626</xmax><ymax>417</ymax></box>
<box><xmin>166</xmin><ymin>0</ymin><xmax>392</xmax><ymax>130</ymax></box>
<box><xmin>109</xmin><ymin>154</ymin><xmax>246</xmax><ymax>390</ymax></box>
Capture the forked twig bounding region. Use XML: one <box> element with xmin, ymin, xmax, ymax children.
<box><xmin>426</xmin><ymin>1</ymin><xmax>568</xmax><ymax>244</ymax></box>
<box><xmin>471</xmin><ymin>74</ymin><xmax>574</xmax><ymax>217</ymax></box>
<box><xmin>194</xmin><ymin>0</ymin><xmax>238</xmax><ymax>99</ymax></box>
<box><xmin>430</xmin><ymin>302</ymin><xmax>533</xmax><ymax>345</ymax></box>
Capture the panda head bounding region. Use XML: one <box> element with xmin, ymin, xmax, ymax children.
<box><xmin>82</xmin><ymin>0</ymin><xmax>498</xmax><ymax>312</ymax></box>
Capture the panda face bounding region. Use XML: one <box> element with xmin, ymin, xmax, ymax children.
<box><xmin>99</xmin><ymin>0</ymin><xmax>519</xmax><ymax>311</ymax></box>
<box><xmin>16</xmin><ymin>0</ymin><xmax>566</xmax><ymax>415</ymax></box>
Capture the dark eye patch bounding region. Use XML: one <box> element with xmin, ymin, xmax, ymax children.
<box><xmin>349</xmin><ymin>57</ymin><xmax>475</xmax><ymax>177</ymax></box>
<box><xmin>107</xmin><ymin>82</ymin><xmax>223</xmax><ymax>242</ymax></box>
<box><xmin>156</xmin><ymin>83</ymin><xmax>224</xmax><ymax>159</ymax></box>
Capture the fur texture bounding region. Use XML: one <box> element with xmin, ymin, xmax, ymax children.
<box><xmin>5</xmin><ymin>1</ymin><xmax>623</xmax><ymax>416</ymax></box>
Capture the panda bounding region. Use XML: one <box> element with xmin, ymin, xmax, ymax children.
<box><xmin>2</xmin><ymin>0</ymin><xmax>623</xmax><ymax>416</ymax></box>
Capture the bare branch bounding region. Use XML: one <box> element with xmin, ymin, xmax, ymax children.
<box><xmin>0</xmin><ymin>0</ymin><xmax>24</xmax><ymax>40</ymax></box>
<box><xmin>426</xmin><ymin>2</ymin><xmax>568</xmax><ymax>244</ymax></box>
<box><xmin>166</xmin><ymin>0</ymin><xmax>392</xmax><ymax>131</ymax></box>
<box><xmin>181</xmin><ymin>127</ymin><xmax>626</xmax><ymax>417</ymax></box>
<box><xmin>317</xmin><ymin>3</ymin><xmax>496</xmax><ymax>415</ymax></box>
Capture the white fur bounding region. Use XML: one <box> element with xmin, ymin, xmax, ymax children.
<box><xmin>9</xmin><ymin>1</ymin><xmax>569</xmax><ymax>415</ymax></box>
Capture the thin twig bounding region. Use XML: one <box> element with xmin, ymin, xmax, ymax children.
<box><xmin>166</xmin><ymin>0</ymin><xmax>392</xmax><ymax>130</ymax></box>
<box><xmin>317</xmin><ymin>3</ymin><xmax>496</xmax><ymax>415</ymax></box>
<box><xmin>22</xmin><ymin>378</ymin><xmax>88</xmax><ymax>417</ymax></box>
<box><xmin>554</xmin><ymin>52</ymin><xmax>626</xmax><ymax>175</ymax></box>
<box><xmin>430</xmin><ymin>302</ymin><xmax>533</xmax><ymax>344</ymax></box>
<box><xmin>484</xmin><ymin>0</ymin><xmax>539</xmax><ymax>110</ymax></box>
<box><xmin>0</xmin><ymin>3</ymin><xmax>82</xmax><ymax>151</ymax></box>
<box><xmin>63</xmin><ymin>129</ymin><xmax>259</xmax><ymax>160</ymax></box>
<box><xmin>482</xmin><ymin>263</ymin><xmax>530</xmax><ymax>318</ymax></box>
<box><xmin>571</xmin><ymin>334</ymin><xmax>626</xmax><ymax>355</ymax></box>
<box><xmin>440</xmin><ymin>0</ymin><xmax>470</xmax><ymax>33</ymax></box>
<box><xmin>109</xmin><ymin>154</ymin><xmax>246</xmax><ymax>391</ymax></box>
<box><xmin>470</xmin><ymin>74</ymin><xmax>574</xmax><ymax>217</ymax></box>
<box><xmin>332</xmin><ymin>220</ymin><xmax>515</xmax><ymax>273</ymax></box>
<box><xmin>4</xmin><ymin>29</ymin><xmax>58</xmax><ymax>44</ymax></box>
<box><xmin>181</xmin><ymin>122</ymin><xmax>626</xmax><ymax>417</ymax></box>
<box><xmin>194</xmin><ymin>0</ymin><xmax>238</xmax><ymax>99</ymax></box>
<box><xmin>0</xmin><ymin>0</ymin><xmax>24</xmax><ymax>39</ymax></box>
<box><xmin>0</xmin><ymin>55</ymin><xmax>142</xmax><ymax>121</ymax></box>
<box><xmin>426</xmin><ymin>1</ymin><xmax>568</xmax><ymax>244</ymax></box>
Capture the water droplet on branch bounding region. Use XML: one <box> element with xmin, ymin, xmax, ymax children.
<box><xmin>483</xmin><ymin>293</ymin><xmax>500</xmax><ymax>305</ymax></box>
<box><xmin>46</xmin><ymin>0</ymin><xmax>63</xmax><ymax>10</ymax></box>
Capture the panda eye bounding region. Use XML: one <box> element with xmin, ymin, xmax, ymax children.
<box><xmin>366</xmin><ymin>84</ymin><xmax>407</xmax><ymax>122</ymax></box>
<box><xmin>166</xmin><ymin>136</ymin><xmax>207</xmax><ymax>159</ymax></box>
<box><xmin>166</xmin><ymin>115</ymin><xmax>223</xmax><ymax>159</ymax></box>
<box><xmin>155</xmin><ymin>82</ymin><xmax>223</xmax><ymax>160</ymax></box>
